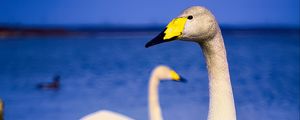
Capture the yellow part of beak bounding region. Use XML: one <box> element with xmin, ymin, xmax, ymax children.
<box><xmin>170</xmin><ymin>70</ymin><xmax>180</xmax><ymax>81</ymax></box>
<box><xmin>163</xmin><ymin>17</ymin><xmax>188</xmax><ymax>40</ymax></box>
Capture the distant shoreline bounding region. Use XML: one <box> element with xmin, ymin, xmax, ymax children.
<box><xmin>0</xmin><ymin>25</ymin><xmax>299</xmax><ymax>38</ymax></box>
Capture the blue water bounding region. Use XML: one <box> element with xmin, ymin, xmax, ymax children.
<box><xmin>0</xmin><ymin>31</ymin><xmax>299</xmax><ymax>120</ymax></box>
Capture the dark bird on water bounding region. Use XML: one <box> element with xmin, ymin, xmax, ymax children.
<box><xmin>37</xmin><ymin>75</ymin><xmax>60</xmax><ymax>90</ymax></box>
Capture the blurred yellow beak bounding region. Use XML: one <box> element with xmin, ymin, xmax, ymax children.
<box><xmin>170</xmin><ymin>70</ymin><xmax>187</xmax><ymax>82</ymax></box>
<box><xmin>170</xmin><ymin>70</ymin><xmax>180</xmax><ymax>81</ymax></box>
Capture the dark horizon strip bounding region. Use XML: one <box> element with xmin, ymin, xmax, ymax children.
<box><xmin>0</xmin><ymin>25</ymin><xmax>299</xmax><ymax>38</ymax></box>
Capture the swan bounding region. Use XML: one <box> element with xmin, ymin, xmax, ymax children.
<box><xmin>148</xmin><ymin>65</ymin><xmax>186</xmax><ymax>120</ymax></box>
<box><xmin>80</xmin><ymin>65</ymin><xmax>186</xmax><ymax>120</ymax></box>
<box><xmin>145</xmin><ymin>6</ymin><xmax>236</xmax><ymax>120</ymax></box>
<box><xmin>80</xmin><ymin>110</ymin><xmax>134</xmax><ymax>120</ymax></box>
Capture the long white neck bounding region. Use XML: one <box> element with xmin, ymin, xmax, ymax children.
<box><xmin>148</xmin><ymin>76</ymin><xmax>163</xmax><ymax>120</ymax></box>
<box><xmin>199</xmin><ymin>28</ymin><xmax>236</xmax><ymax>120</ymax></box>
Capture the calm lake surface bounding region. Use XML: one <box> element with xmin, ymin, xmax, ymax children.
<box><xmin>0</xmin><ymin>30</ymin><xmax>299</xmax><ymax>120</ymax></box>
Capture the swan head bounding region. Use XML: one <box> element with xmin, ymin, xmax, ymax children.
<box><xmin>145</xmin><ymin>6</ymin><xmax>218</xmax><ymax>48</ymax></box>
<box><xmin>152</xmin><ymin>65</ymin><xmax>187</xmax><ymax>82</ymax></box>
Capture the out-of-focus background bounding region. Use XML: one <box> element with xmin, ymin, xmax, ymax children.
<box><xmin>0</xmin><ymin>0</ymin><xmax>299</xmax><ymax>120</ymax></box>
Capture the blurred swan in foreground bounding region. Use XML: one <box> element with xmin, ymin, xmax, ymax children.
<box><xmin>80</xmin><ymin>65</ymin><xmax>186</xmax><ymax>120</ymax></box>
<box><xmin>145</xmin><ymin>6</ymin><xmax>236</xmax><ymax>120</ymax></box>
<box><xmin>80</xmin><ymin>110</ymin><xmax>133</xmax><ymax>120</ymax></box>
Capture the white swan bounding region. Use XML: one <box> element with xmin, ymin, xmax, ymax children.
<box><xmin>80</xmin><ymin>65</ymin><xmax>186</xmax><ymax>120</ymax></box>
<box><xmin>80</xmin><ymin>110</ymin><xmax>134</xmax><ymax>120</ymax></box>
<box><xmin>148</xmin><ymin>65</ymin><xmax>186</xmax><ymax>120</ymax></box>
<box><xmin>145</xmin><ymin>6</ymin><xmax>236</xmax><ymax>120</ymax></box>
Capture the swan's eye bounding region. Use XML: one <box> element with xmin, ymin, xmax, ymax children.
<box><xmin>187</xmin><ymin>15</ymin><xmax>193</xmax><ymax>20</ymax></box>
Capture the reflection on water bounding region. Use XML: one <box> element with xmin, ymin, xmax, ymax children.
<box><xmin>0</xmin><ymin>31</ymin><xmax>299</xmax><ymax>120</ymax></box>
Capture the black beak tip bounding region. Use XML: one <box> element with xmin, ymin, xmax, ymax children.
<box><xmin>179</xmin><ymin>76</ymin><xmax>187</xmax><ymax>83</ymax></box>
<box><xmin>144</xmin><ymin>29</ymin><xmax>168</xmax><ymax>48</ymax></box>
<box><xmin>145</xmin><ymin>42</ymin><xmax>152</xmax><ymax>48</ymax></box>
<box><xmin>145</xmin><ymin>38</ymin><xmax>162</xmax><ymax>48</ymax></box>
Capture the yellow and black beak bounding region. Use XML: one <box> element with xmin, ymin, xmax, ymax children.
<box><xmin>145</xmin><ymin>17</ymin><xmax>188</xmax><ymax>48</ymax></box>
<box><xmin>170</xmin><ymin>70</ymin><xmax>187</xmax><ymax>83</ymax></box>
